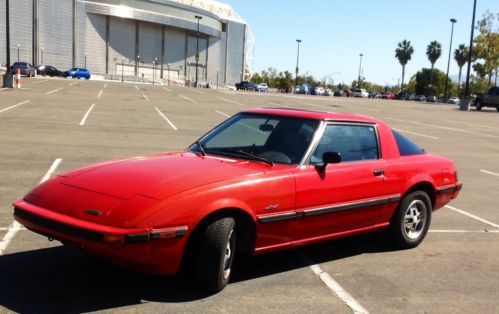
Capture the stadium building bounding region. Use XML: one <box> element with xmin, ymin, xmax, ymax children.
<box><xmin>0</xmin><ymin>0</ymin><xmax>254</xmax><ymax>86</ymax></box>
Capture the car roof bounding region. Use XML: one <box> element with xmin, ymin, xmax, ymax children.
<box><xmin>244</xmin><ymin>108</ymin><xmax>379</xmax><ymax>124</ymax></box>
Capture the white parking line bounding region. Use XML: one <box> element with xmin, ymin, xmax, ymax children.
<box><xmin>430</xmin><ymin>229</ymin><xmax>499</xmax><ymax>233</ymax></box>
<box><xmin>392</xmin><ymin>128</ymin><xmax>439</xmax><ymax>140</ymax></box>
<box><xmin>134</xmin><ymin>85</ymin><xmax>140</xmax><ymax>91</ymax></box>
<box><xmin>179</xmin><ymin>94</ymin><xmax>197</xmax><ymax>103</ymax></box>
<box><xmin>141</xmin><ymin>92</ymin><xmax>149</xmax><ymax>101</ymax></box>
<box><xmin>0</xmin><ymin>100</ymin><xmax>30</xmax><ymax>114</ymax></box>
<box><xmin>155</xmin><ymin>107</ymin><xmax>178</xmax><ymax>131</ymax></box>
<box><xmin>79</xmin><ymin>104</ymin><xmax>95</xmax><ymax>126</ymax></box>
<box><xmin>218</xmin><ymin>97</ymin><xmax>244</xmax><ymax>106</ymax></box>
<box><xmin>0</xmin><ymin>158</ymin><xmax>63</xmax><ymax>256</ymax></box>
<box><xmin>0</xmin><ymin>87</ymin><xmax>8</xmax><ymax>91</ymax></box>
<box><xmin>103</xmin><ymin>83</ymin><xmax>107</xmax><ymax>89</ymax></box>
<box><xmin>268</xmin><ymin>102</ymin><xmax>286</xmax><ymax>107</ymax></box>
<box><xmin>68</xmin><ymin>82</ymin><xmax>78</xmax><ymax>86</ymax></box>
<box><xmin>445</xmin><ymin>205</ymin><xmax>499</xmax><ymax>229</ymax></box>
<box><xmin>97</xmin><ymin>89</ymin><xmax>103</xmax><ymax>99</ymax></box>
<box><xmin>480</xmin><ymin>169</ymin><xmax>499</xmax><ymax>177</ymax></box>
<box><xmin>215</xmin><ymin>110</ymin><xmax>231</xmax><ymax>118</ymax></box>
<box><xmin>32</xmin><ymin>79</ymin><xmax>48</xmax><ymax>84</ymax></box>
<box><xmin>46</xmin><ymin>88</ymin><xmax>62</xmax><ymax>95</ymax></box>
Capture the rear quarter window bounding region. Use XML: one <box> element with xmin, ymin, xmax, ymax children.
<box><xmin>391</xmin><ymin>129</ymin><xmax>425</xmax><ymax>156</ymax></box>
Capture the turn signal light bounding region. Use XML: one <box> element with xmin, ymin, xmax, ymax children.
<box><xmin>102</xmin><ymin>234</ymin><xmax>125</xmax><ymax>244</ymax></box>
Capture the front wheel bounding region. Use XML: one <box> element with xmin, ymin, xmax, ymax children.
<box><xmin>389</xmin><ymin>191</ymin><xmax>432</xmax><ymax>249</ymax></box>
<box><xmin>196</xmin><ymin>217</ymin><xmax>236</xmax><ymax>293</ymax></box>
<box><xmin>475</xmin><ymin>100</ymin><xmax>482</xmax><ymax>111</ymax></box>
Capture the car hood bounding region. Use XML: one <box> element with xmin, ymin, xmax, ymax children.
<box><xmin>59</xmin><ymin>152</ymin><xmax>269</xmax><ymax>200</ymax></box>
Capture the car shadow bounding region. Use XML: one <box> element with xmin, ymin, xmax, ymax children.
<box><xmin>0</xmin><ymin>231</ymin><xmax>396</xmax><ymax>312</ymax></box>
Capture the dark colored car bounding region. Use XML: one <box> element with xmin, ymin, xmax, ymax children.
<box><xmin>382</xmin><ymin>92</ymin><xmax>396</xmax><ymax>99</ymax></box>
<box><xmin>13</xmin><ymin>108</ymin><xmax>461</xmax><ymax>293</ymax></box>
<box><xmin>413</xmin><ymin>95</ymin><xmax>427</xmax><ymax>102</ymax></box>
<box><xmin>427</xmin><ymin>95</ymin><xmax>437</xmax><ymax>103</ymax></box>
<box><xmin>473</xmin><ymin>87</ymin><xmax>499</xmax><ymax>111</ymax></box>
<box><xmin>64</xmin><ymin>68</ymin><xmax>91</xmax><ymax>80</ymax></box>
<box><xmin>235</xmin><ymin>81</ymin><xmax>257</xmax><ymax>91</ymax></box>
<box><xmin>397</xmin><ymin>92</ymin><xmax>413</xmax><ymax>100</ymax></box>
<box><xmin>345</xmin><ymin>89</ymin><xmax>353</xmax><ymax>97</ymax></box>
<box><xmin>10</xmin><ymin>62</ymin><xmax>36</xmax><ymax>77</ymax></box>
<box><xmin>369</xmin><ymin>91</ymin><xmax>381</xmax><ymax>99</ymax></box>
<box><xmin>334</xmin><ymin>90</ymin><xmax>345</xmax><ymax>97</ymax></box>
<box><xmin>37</xmin><ymin>65</ymin><xmax>63</xmax><ymax>77</ymax></box>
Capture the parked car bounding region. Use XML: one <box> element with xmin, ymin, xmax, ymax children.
<box><xmin>36</xmin><ymin>65</ymin><xmax>63</xmax><ymax>77</ymax></box>
<box><xmin>323</xmin><ymin>89</ymin><xmax>331</xmax><ymax>96</ymax></box>
<box><xmin>353</xmin><ymin>88</ymin><xmax>369</xmax><ymax>98</ymax></box>
<box><xmin>427</xmin><ymin>95</ymin><xmax>437</xmax><ymax>103</ymax></box>
<box><xmin>397</xmin><ymin>91</ymin><xmax>413</xmax><ymax>100</ymax></box>
<box><xmin>382</xmin><ymin>92</ymin><xmax>396</xmax><ymax>99</ymax></box>
<box><xmin>413</xmin><ymin>95</ymin><xmax>427</xmax><ymax>102</ymax></box>
<box><xmin>316</xmin><ymin>87</ymin><xmax>325</xmax><ymax>95</ymax></box>
<box><xmin>298</xmin><ymin>84</ymin><xmax>309</xmax><ymax>94</ymax></box>
<box><xmin>257</xmin><ymin>83</ymin><xmax>269</xmax><ymax>92</ymax></box>
<box><xmin>368</xmin><ymin>91</ymin><xmax>381</xmax><ymax>99</ymax></box>
<box><xmin>10</xmin><ymin>62</ymin><xmax>36</xmax><ymax>77</ymax></box>
<box><xmin>309</xmin><ymin>86</ymin><xmax>318</xmax><ymax>95</ymax></box>
<box><xmin>447</xmin><ymin>97</ymin><xmax>460</xmax><ymax>105</ymax></box>
<box><xmin>345</xmin><ymin>89</ymin><xmax>353</xmax><ymax>97</ymax></box>
<box><xmin>334</xmin><ymin>90</ymin><xmax>345</xmax><ymax>97</ymax></box>
<box><xmin>64</xmin><ymin>68</ymin><xmax>91</xmax><ymax>80</ymax></box>
<box><xmin>473</xmin><ymin>86</ymin><xmax>499</xmax><ymax>111</ymax></box>
<box><xmin>13</xmin><ymin>108</ymin><xmax>461</xmax><ymax>293</ymax></box>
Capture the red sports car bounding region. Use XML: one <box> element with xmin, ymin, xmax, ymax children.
<box><xmin>13</xmin><ymin>108</ymin><xmax>461</xmax><ymax>292</ymax></box>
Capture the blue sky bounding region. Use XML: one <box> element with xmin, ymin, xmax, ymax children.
<box><xmin>227</xmin><ymin>0</ymin><xmax>498</xmax><ymax>86</ymax></box>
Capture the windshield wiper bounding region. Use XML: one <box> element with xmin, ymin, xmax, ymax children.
<box><xmin>222</xmin><ymin>149</ymin><xmax>273</xmax><ymax>166</ymax></box>
<box><xmin>195</xmin><ymin>141</ymin><xmax>206</xmax><ymax>156</ymax></box>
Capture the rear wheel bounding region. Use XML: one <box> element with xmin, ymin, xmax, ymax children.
<box><xmin>195</xmin><ymin>217</ymin><xmax>236</xmax><ymax>293</ymax></box>
<box><xmin>389</xmin><ymin>191</ymin><xmax>431</xmax><ymax>249</ymax></box>
<box><xmin>475</xmin><ymin>100</ymin><xmax>482</xmax><ymax>111</ymax></box>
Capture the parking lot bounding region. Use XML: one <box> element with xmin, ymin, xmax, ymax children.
<box><xmin>1</xmin><ymin>77</ymin><xmax>498</xmax><ymax>313</ymax></box>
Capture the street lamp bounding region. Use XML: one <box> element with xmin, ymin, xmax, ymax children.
<box><xmin>166</xmin><ymin>63</ymin><xmax>170</xmax><ymax>86</ymax></box>
<box><xmin>84</xmin><ymin>53</ymin><xmax>87</xmax><ymax>68</ymax></box>
<box><xmin>444</xmin><ymin>18</ymin><xmax>457</xmax><ymax>100</ymax></box>
<box><xmin>464</xmin><ymin>0</ymin><xmax>477</xmax><ymax>101</ymax></box>
<box><xmin>16</xmin><ymin>44</ymin><xmax>20</xmax><ymax>61</ymax></box>
<box><xmin>194</xmin><ymin>15</ymin><xmax>202</xmax><ymax>88</ymax></box>
<box><xmin>41</xmin><ymin>47</ymin><xmax>44</xmax><ymax>65</ymax></box>
<box><xmin>294</xmin><ymin>39</ymin><xmax>302</xmax><ymax>94</ymax></box>
<box><xmin>358</xmin><ymin>53</ymin><xmax>363</xmax><ymax>88</ymax></box>
<box><xmin>137</xmin><ymin>54</ymin><xmax>140</xmax><ymax>77</ymax></box>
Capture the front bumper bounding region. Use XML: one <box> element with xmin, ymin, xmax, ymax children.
<box><xmin>13</xmin><ymin>200</ymin><xmax>188</xmax><ymax>275</ymax></box>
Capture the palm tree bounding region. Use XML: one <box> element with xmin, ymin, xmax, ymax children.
<box><xmin>426</xmin><ymin>41</ymin><xmax>442</xmax><ymax>83</ymax></box>
<box><xmin>395</xmin><ymin>40</ymin><xmax>414</xmax><ymax>89</ymax></box>
<box><xmin>453</xmin><ymin>44</ymin><xmax>468</xmax><ymax>92</ymax></box>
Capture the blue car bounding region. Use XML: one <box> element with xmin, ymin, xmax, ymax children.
<box><xmin>64</xmin><ymin>68</ymin><xmax>91</xmax><ymax>80</ymax></box>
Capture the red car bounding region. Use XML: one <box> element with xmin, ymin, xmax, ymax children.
<box><xmin>383</xmin><ymin>92</ymin><xmax>396</xmax><ymax>99</ymax></box>
<box><xmin>13</xmin><ymin>108</ymin><xmax>461</xmax><ymax>292</ymax></box>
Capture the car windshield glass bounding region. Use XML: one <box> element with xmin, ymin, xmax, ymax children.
<box><xmin>14</xmin><ymin>62</ymin><xmax>27</xmax><ymax>66</ymax></box>
<box><xmin>70</xmin><ymin>68</ymin><xmax>78</xmax><ymax>71</ymax></box>
<box><xmin>189</xmin><ymin>113</ymin><xmax>320</xmax><ymax>165</ymax></box>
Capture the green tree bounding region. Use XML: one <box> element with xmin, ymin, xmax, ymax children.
<box><xmin>426</xmin><ymin>40</ymin><xmax>442</xmax><ymax>84</ymax></box>
<box><xmin>395</xmin><ymin>40</ymin><xmax>414</xmax><ymax>89</ymax></box>
<box><xmin>453</xmin><ymin>44</ymin><xmax>468</xmax><ymax>95</ymax></box>
<box><xmin>472</xmin><ymin>11</ymin><xmax>499</xmax><ymax>86</ymax></box>
<box><xmin>413</xmin><ymin>68</ymin><xmax>455</xmax><ymax>97</ymax></box>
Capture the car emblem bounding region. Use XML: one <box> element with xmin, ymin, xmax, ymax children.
<box><xmin>84</xmin><ymin>209</ymin><xmax>102</xmax><ymax>216</ymax></box>
<box><xmin>265</xmin><ymin>204</ymin><xmax>279</xmax><ymax>211</ymax></box>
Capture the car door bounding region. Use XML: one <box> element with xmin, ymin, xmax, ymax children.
<box><xmin>292</xmin><ymin>122</ymin><xmax>400</xmax><ymax>243</ymax></box>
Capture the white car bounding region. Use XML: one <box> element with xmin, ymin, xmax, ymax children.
<box><xmin>257</xmin><ymin>83</ymin><xmax>269</xmax><ymax>92</ymax></box>
<box><xmin>447</xmin><ymin>97</ymin><xmax>460</xmax><ymax>105</ymax></box>
<box><xmin>353</xmin><ymin>88</ymin><xmax>369</xmax><ymax>98</ymax></box>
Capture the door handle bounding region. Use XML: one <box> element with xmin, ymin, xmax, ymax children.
<box><xmin>373</xmin><ymin>169</ymin><xmax>384</xmax><ymax>176</ymax></box>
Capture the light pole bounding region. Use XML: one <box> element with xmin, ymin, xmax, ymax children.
<box><xmin>153</xmin><ymin>57</ymin><xmax>157</xmax><ymax>85</ymax></box>
<box><xmin>137</xmin><ymin>54</ymin><xmax>140</xmax><ymax>77</ymax></box>
<box><xmin>166</xmin><ymin>63</ymin><xmax>170</xmax><ymax>86</ymax></box>
<box><xmin>444</xmin><ymin>18</ymin><xmax>457</xmax><ymax>100</ymax></box>
<box><xmin>358</xmin><ymin>53</ymin><xmax>363</xmax><ymax>88</ymax></box>
<box><xmin>16</xmin><ymin>44</ymin><xmax>20</xmax><ymax>61</ymax></box>
<box><xmin>294</xmin><ymin>39</ymin><xmax>302</xmax><ymax>93</ymax></box>
<box><xmin>464</xmin><ymin>0</ymin><xmax>477</xmax><ymax>101</ymax></box>
<box><xmin>84</xmin><ymin>53</ymin><xmax>87</xmax><ymax>68</ymax></box>
<box><xmin>41</xmin><ymin>47</ymin><xmax>44</xmax><ymax>65</ymax></box>
<box><xmin>194</xmin><ymin>15</ymin><xmax>202</xmax><ymax>88</ymax></box>
<box><xmin>121</xmin><ymin>57</ymin><xmax>124</xmax><ymax>83</ymax></box>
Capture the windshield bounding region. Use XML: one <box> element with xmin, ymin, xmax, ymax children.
<box><xmin>189</xmin><ymin>113</ymin><xmax>320</xmax><ymax>165</ymax></box>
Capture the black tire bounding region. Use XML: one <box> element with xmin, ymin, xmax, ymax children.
<box><xmin>389</xmin><ymin>191</ymin><xmax>432</xmax><ymax>249</ymax></box>
<box><xmin>196</xmin><ymin>217</ymin><xmax>236</xmax><ymax>293</ymax></box>
<box><xmin>475</xmin><ymin>99</ymin><xmax>482</xmax><ymax>111</ymax></box>
<box><xmin>496</xmin><ymin>107</ymin><xmax>499</xmax><ymax>112</ymax></box>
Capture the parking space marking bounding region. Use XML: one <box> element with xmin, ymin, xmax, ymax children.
<box><xmin>134</xmin><ymin>85</ymin><xmax>140</xmax><ymax>91</ymax></box>
<box><xmin>480</xmin><ymin>169</ymin><xmax>499</xmax><ymax>177</ymax></box>
<box><xmin>32</xmin><ymin>80</ymin><xmax>48</xmax><ymax>84</ymax></box>
<box><xmin>0</xmin><ymin>100</ymin><xmax>30</xmax><ymax>114</ymax></box>
<box><xmin>0</xmin><ymin>87</ymin><xmax>8</xmax><ymax>91</ymax></box>
<box><xmin>79</xmin><ymin>104</ymin><xmax>96</xmax><ymax>126</ymax></box>
<box><xmin>215</xmin><ymin>110</ymin><xmax>231</xmax><ymax>118</ymax></box>
<box><xmin>0</xmin><ymin>158</ymin><xmax>62</xmax><ymax>256</ymax></box>
<box><xmin>268</xmin><ymin>102</ymin><xmax>286</xmax><ymax>107</ymax></box>
<box><xmin>103</xmin><ymin>83</ymin><xmax>107</xmax><ymax>89</ymax></box>
<box><xmin>392</xmin><ymin>128</ymin><xmax>439</xmax><ymax>140</ymax></box>
<box><xmin>97</xmin><ymin>89</ymin><xmax>103</xmax><ymax>99</ymax></box>
<box><xmin>46</xmin><ymin>88</ymin><xmax>63</xmax><ymax>95</ymax></box>
<box><xmin>68</xmin><ymin>82</ymin><xmax>78</xmax><ymax>86</ymax></box>
<box><xmin>430</xmin><ymin>229</ymin><xmax>499</xmax><ymax>233</ymax></box>
<box><xmin>141</xmin><ymin>92</ymin><xmax>149</xmax><ymax>101</ymax></box>
<box><xmin>218</xmin><ymin>97</ymin><xmax>244</xmax><ymax>106</ymax></box>
<box><xmin>446</xmin><ymin>205</ymin><xmax>499</xmax><ymax>229</ymax></box>
<box><xmin>179</xmin><ymin>94</ymin><xmax>197</xmax><ymax>103</ymax></box>
<box><xmin>155</xmin><ymin>107</ymin><xmax>178</xmax><ymax>131</ymax></box>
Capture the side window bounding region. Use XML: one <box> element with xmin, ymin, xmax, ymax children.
<box><xmin>311</xmin><ymin>124</ymin><xmax>379</xmax><ymax>163</ymax></box>
<box><xmin>391</xmin><ymin>129</ymin><xmax>425</xmax><ymax>156</ymax></box>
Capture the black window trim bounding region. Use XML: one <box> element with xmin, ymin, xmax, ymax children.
<box><xmin>302</xmin><ymin>121</ymin><xmax>381</xmax><ymax>166</ymax></box>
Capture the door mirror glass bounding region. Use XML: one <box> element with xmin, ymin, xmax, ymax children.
<box><xmin>323</xmin><ymin>152</ymin><xmax>341</xmax><ymax>164</ymax></box>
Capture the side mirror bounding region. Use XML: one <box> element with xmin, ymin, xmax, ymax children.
<box><xmin>315</xmin><ymin>152</ymin><xmax>341</xmax><ymax>172</ymax></box>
